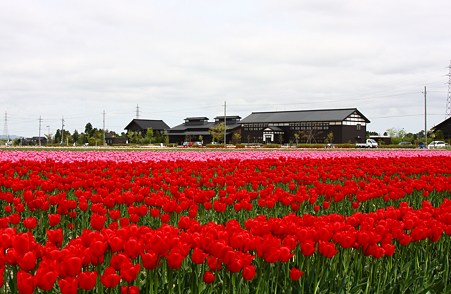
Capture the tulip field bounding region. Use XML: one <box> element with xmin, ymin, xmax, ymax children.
<box><xmin>0</xmin><ymin>149</ymin><xmax>450</xmax><ymax>293</ymax></box>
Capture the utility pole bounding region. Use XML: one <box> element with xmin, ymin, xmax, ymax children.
<box><xmin>136</xmin><ymin>105</ymin><xmax>140</xmax><ymax>119</ymax></box>
<box><xmin>38</xmin><ymin>116</ymin><xmax>43</xmax><ymax>146</ymax></box>
<box><xmin>423</xmin><ymin>86</ymin><xmax>427</xmax><ymax>145</ymax></box>
<box><xmin>46</xmin><ymin>125</ymin><xmax>51</xmax><ymax>143</ymax></box>
<box><xmin>103</xmin><ymin>110</ymin><xmax>106</xmax><ymax>146</ymax></box>
<box><xmin>223</xmin><ymin>101</ymin><xmax>227</xmax><ymax>145</ymax></box>
<box><xmin>61</xmin><ymin>117</ymin><xmax>65</xmax><ymax>145</ymax></box>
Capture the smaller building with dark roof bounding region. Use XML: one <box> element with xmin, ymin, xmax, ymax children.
<box><xmin>124</xmin><ymin>119</ymin><xmax>170</xmax><ymax>137</ymax></box>
<box><xmin>167</xmin><ymin>116</ymin><xmax>241</xmax><ymax>145</ymax></box>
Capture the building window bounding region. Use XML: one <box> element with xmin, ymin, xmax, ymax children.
<box><xmin>356</xmin><ymin>124</ymin><xmax>361</xmax><ymax>131</ymax></box>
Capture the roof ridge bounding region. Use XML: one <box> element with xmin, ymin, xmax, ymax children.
<box><xmin>251</xmin><ymin>108</ymin><xmax>357</xmax><ymax>114</ymax></box>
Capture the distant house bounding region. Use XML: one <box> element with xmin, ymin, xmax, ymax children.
<box><xmin>369</xmin><ymin>135</ymin><xmax>392</xmax><ymax>145</ymax></box>
<box><xmin>167</xmin><ymin>116</ymin><xmax>241</xmax><ymax>144</ymax></box>
<box><xmin>124</xmin><ymin>119</ymin><xmax>170</xmax><ymax>137</ymax></box>
<box><xmin>23</xmin><ymin>136</ymin><xmax>48</xmax><ymax>146</ymax></box>
<box><xmin>105</xmin><ymin>136</ymin><xmax>128</xmax><ymax>145</ymax></box>
<box><xmin>431</xmin><ymin>116</ymin><xmax>451</xmax><ymax>140</ymax></box>
<box><xmin>239</xmin><ymin>108</ymin><xmax>369</xmax><ymax>144</ymax></box>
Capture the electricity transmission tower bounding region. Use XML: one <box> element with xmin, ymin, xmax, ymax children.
<box><xmin>2</xmin><ymin>112</ymin><xmax>9</xmax><ymax>143</ymax></box>
<box><xmin>446</xmin><ymin>60</ymin><xmax>451</xmax><ymax>118</ymax></box>
<box><xmin>136</xmin><ymin>105</ymin><xmax>140</xmax><ymax>119</ymax></box>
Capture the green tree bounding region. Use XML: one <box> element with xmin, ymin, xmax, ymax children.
<box><xmin>45</xmin><ymin>133</ymin><xmax>53</xmax><ymax>144</ymax></box>
<box><xmin>127</xmin><ymin>131</ymin><xmax>141</xmax><ymax>144</ymax></box>
<box><xmin>433</xmin><ymin>130</ymin><xmax>445</xmax><ymax>141</ymax></box>
<box><xmin>294</xmin><ymin>132</ymin><xmax>300</xmax><ymax>145</ymax></box>
<box><xmin>85</xmin><ymin>123</ymin><xmax>94</xmax><ymax>138</ymax></box>
<box><xmin>385</xmin><ymin>127</ymin><xmax>409</xmax><ymax>144</ymax></box>
<box><xmin>54</xmin><ymin>129</ymin><xmax>62</xmax><ymax>144</ymax></box>
<box><xmin>88</xmin><ymin>130</ymin><xmax>104</xmax><ymax>146</ymax></box>
<box><xmin>141</xmin><ymin>128</ymin><xmax>154</xmax><ymax>144</ymax></box>
<box><xmin>325</xmin><ymin>132</ymin><xmax>334</xmax><ymax>144</ymax></box>
<box><xmin>77</xmin><ymin>133</ymin><xmax>87</xmax><ymax>145</ymax></box>
<box><xmin>232</xmin><ymin>132</ymin><xmax>241</xmax><ymax>145</ymax></box>
<box><xmin>72</xmin><ymin>130</ymin><xmax>80</xmax><ymax>145</ymax></box>
<box><xmin>210</xmin><ymin>123</ymin><xmax>226</xmax><ymax>143</ymax></box>
<box><xmin>163</xmin><ymin>130</ymin><xmax>169</xmax><ymax>146</ymax></box>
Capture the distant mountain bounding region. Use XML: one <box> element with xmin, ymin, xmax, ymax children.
<box><xmin>0</xmin><ymin>135</ymin><xmax>20</xmax><ymax>140</ymax></box>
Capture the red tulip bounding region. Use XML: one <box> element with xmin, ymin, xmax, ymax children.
<box><xmin>17</xmin><ymin>270</ymin><xmax>35</xmax><ymax>294</ymax></box>
<box><xmin>78</xmin><ymin>271</ymin><xmax>98</xmax><ymax>290</ymax></box>
<box><xmin>36</xmin><ymin>270</ymin><xmax>58</xmax><ymax>291</ymax></box>
<box><xmin>318</xmin><ymin>241</ymin><xmax>338</xmax><ymax>258</ymax></box>
<box><xmin>90</xmin><ymin>213</ymin><xmax>107</xmax><ymax>231</ymax></box>
<box><xmin>323</xmin><ymin>201</ymin><xmax>330</xmax><ymax>209</ymax></box>
<box><xmin>61</xmin><ymin>256</ymin><xmax>83</xmax><ymax>277</ymax></box>
<box><xmin>124</xmin><ymin>237</ymin><xmax>142</xmax><ymax>259</ymax></box>
<box><xmin>5</xmin><ymin>248</ymin><xmax>18</xmax><ymax>265</ymax></box>
<box><xmin>47</xmin><ymin>228</ymin><xmax>63</xmax><ymax>248</ymax></box>
<box><xmin>58</xmin><ymin>277</ymin><xmax>78</xmax><ymax>294</ymax></box>
<box><xmin>142</xmin><ymin>252</ymin><xmax>159</xmax><ymax>270</ymax></box>
<box><xmin>48</xmin><ymin>214</ymin><xmax>61</xmax><ymax>227</ymax></box>
<box><xmin>166</xmin><ymin>251</ymin><xmax>185</xmax><ymax>270</ymax></box>
<box><xmin>207</xmin><ymin>256</ymin><xmax>222</xmax><ymax>271</ymax></box>
<box><xmin>242</xmin><ymin>265</ymin><xmax>257</xmax><ymax>281</ymax></box>
<box><xmin>18</xmin><ymin>251</ymin><xmax>36</xmax><ymax>272</ymax></box>
<box><xmin>191</xmin><ymin>247</ymin><xmax>208</xmax><ymax>265</ymax></box>
<box><xmin>382</xmin><ymin>243</ymin><xmax>395</xmax><ymax>256</ymax></box>
<box><xmin>160</xmin><ymin>214</ymin><xmax>170</xmax><ymax>223</ymax></box>
<box><xmin>101</xmin><ymin>266</ymin><xmax>121</xmax><ymax>288</ymax></box>
<box><xmin>203</xmin><ymin>271</ymin><xmax>215</xmax><ymax>284</ymax></box>
<box><xmin>150</xmin><ymin>208</ymin><xmax>160</xmax><ymax>218</ymax></box>
<box><xmin>278</xmin><ymin>246</ymin><xmax>293</xmax><ymax>262</ymax></box>
<box><xmin>120</xmin><ymin>263</ymin><xmax>140</xmax><ymax>283</ymax></box>
<box><xmin>300</xmin><ymin>241</ymin><xmax>316</xmax><ymax>256</ymax></box>
<box><xmin>289</xmin><ymin>267</ymin><xmax>304</xmax><ymax>281</ymax></box>
<box><xmin>121</xmin><ymin>285</ymin><xmax>140</xmax><ymax>294</ymax></box>
<box><xmin>12</xmin><ymin>233</ymin><xmax>32</xmax><ymax>255</ymax></box>
<box><xmin>22</xmin><ymin>217</ymin><xmax>37</xmax><ymax>230</ymax></box>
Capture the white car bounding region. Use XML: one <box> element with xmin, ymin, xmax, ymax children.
<box><xmin>427</xmin><ymin>141</ymin><xmax>448</xmax><ymax>149</ymax></box>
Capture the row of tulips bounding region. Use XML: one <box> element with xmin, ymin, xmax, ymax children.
<box><xmin>1</xmin><ymin>200</ymin><xmax>450</xmax><ymax>293</ymax></box>
<box><xmin>0</xmin><ymin>150</ymin><xmax>450</xmax><ymax>292</ymax></box>
<box><xmin>0</xmin><ymin>149</ymin><xmax>449</xmax><ymax>163</ymax></box>
<box><xmin>0</xmin><ymin>155</ymin><xmax>449</xmax><ymax>224</ymax></box>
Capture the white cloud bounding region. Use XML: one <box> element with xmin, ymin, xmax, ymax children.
<box><xmin>1</xmin><ymin>0</ymin><xmax>450</xmax><ymax>137</ymax></box>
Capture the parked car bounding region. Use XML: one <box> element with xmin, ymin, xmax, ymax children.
<box><xmin>182</xmin><ymin>141</ymin><xmax>203</xmax><ymax>148</ymax></box>
<box><xmin>356</xmin><ymin>139</ymin><xmax>378</xmax><ymax>148</ymax></box>
<box><xmin>398</xmin><ymin>142</ymin><xmax>412</xmax><ymax>146</ymax></box>
<box><xmin>418</xmin><ymin>142</ymin><xmax>426</xmax><ymax>149</ymax></box>
<box><xmin>427</xmin><ymin>141</ymin><xmax>448</xmax><ymax>149</ymax></box>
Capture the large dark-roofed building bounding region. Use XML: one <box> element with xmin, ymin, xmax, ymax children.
<box><xmin>240</xmin><ymin>108</ymin><xmax>369</xmax><ymax>144</ymax></box>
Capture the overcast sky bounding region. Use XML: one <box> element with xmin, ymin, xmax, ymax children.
<box><xmin>1</xmin><ymin>0</ymin><xmax>451</xmax><ymax>138</ymax></box>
